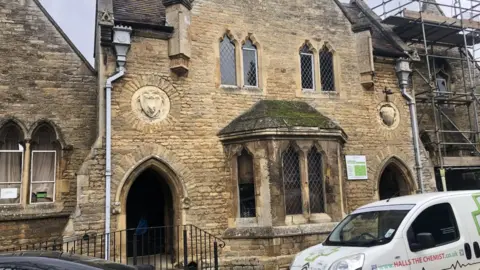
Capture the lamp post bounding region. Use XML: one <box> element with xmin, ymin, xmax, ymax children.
<box><xmin>395</xmin><ymin>58</ymin><xmax>424</xmax><ymax>194</ymax></box>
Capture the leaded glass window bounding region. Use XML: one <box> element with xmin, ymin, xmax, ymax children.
<box><xmin>300</xmin><ymin>44</ymin><xmax>315</xmax><ymax>90</ymax></box>
<box><xmin>282</xmin><ymin>146</ymin><xmax>302</xmax><ymax>215</ymax></box>
<box><xmin>307</xmin><ymin>146</ymin><xmax>325</xmax><ymax>213</ymax></box>
<box><xmin>220</xmin><ymin>35</ymin><xmax>237</xmax><ymax>86</ymax></box>
<box><xmin>242</xmin><ymin>39</ymin><xmax>258</xmax><ymax>87</ymax></box>
<box><xmin>320</xmin><ymin>46</ymin><xmax>335</xmax><ymax>91</ymax></box>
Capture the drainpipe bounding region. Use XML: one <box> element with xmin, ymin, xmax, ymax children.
<box><xmin>105</xmin><ymin>25</ymin><xmax>132</xmax><ymax>260</ymax></box>
<box><xmin>396</xmin><ymin>58</ymin><xmax>425</xmax><ymax>193</ymax></box>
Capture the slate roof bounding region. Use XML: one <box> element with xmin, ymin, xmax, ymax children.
<box><xmin>111</xmin><ymin>0</ymin><xmax>410</xmax><ymax>57</ymax></box>
<box><xmin>113</xmin><ymin>0</ymin><xmax>166</xmax><ymax>26</ymax></box>
<box><xmin>337</xmin><ymin>0</ymin><xmax>411</xmax><ymax>57</ymax></box>
<box><xmin>218</xmin><ymin>100</ymin><xmax>344</xmax><ymax>136</ymax></box>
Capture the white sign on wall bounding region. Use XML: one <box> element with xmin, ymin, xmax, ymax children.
<box><xmin>0</xmin><ymin>188</ymin><xmax>18</xmax><ymax>199</ymax></box>
<box><xmin>345</xmin><ymin>155</ymin><xmax>368</xmax><ymax>180</ymax></box>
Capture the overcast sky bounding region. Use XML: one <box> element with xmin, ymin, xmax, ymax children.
<box><xmin>39</xmin><ymin>0</ymin><xmax>475</xmax><ymax>67</ymax></box>
<box><xmin>39</xmin><ymin>0</ymin><xmax>96</xmax><ymax>65</ymax></box>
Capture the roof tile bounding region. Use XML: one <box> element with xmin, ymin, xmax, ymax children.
<box><xmin>218</xmin><ymin>100</ymin><xmax>343</xmax><ymax>136</ymax></box>
<box><xmin>113</xmin><ymin>0</ymin><xmax>165</xmax><ymax>26</ymax></box>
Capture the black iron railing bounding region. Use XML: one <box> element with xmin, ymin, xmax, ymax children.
<box><xmin>0</xmin><ymin>225</ymin><xmax>225</xmax><ymax>270</ymax></box>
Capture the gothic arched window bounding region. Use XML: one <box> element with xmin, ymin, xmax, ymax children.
<box><xmin>282</xmin><ymin>146</ymin><xmax>302</xmax><ymax>215</ymax></box>
<box><xmin>436</xmin><ymin>70</ymin><xmax>449</xmax><ymax>95</ymax></box>
<box><xmin>319</xmin><ymin>45</ymin><xmax>335</xmax><ymax>91</ymax></box>
<box><xmin>0</xmin><ymin>124</ymin><xmax>24</xmax><ymax>204</ymax></box>
<box><xmin>220</xmin><ymin>34</ymin><xmax>237</xmax><ymax>86</ymax></box>
<box><xmin>237</xmin><ymin>149</ymin><xmax>256</xmax><ymax>218</ymax></box>
<box><xmin>307</xmin><ymin>146</ymin><xmax>325</xmax><ymax>213</ymax></box>
<box><xmin>242</xmin><ymin>39</ymin><xmax>258</xmax><ymax>87</ymax></box>
<box><xmin>30</xmin><ymin>124</ymin><xmax>59</xmax><ymax>204</ymax></box>
<box><xmin>300</xmin><ymin>44</ymin><xmax>315</xmax><ymax>91</ymax></box>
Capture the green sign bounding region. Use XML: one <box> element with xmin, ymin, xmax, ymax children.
<box><xmin>346</xmin><ymin>155</ymin><xmax>368</xmax><ymax>180</ymax></box>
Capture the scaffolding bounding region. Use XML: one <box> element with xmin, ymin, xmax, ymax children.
<box><xmin>371</xmin><ymin>0</ymin><xmax>480</xmax><ymax>189</ymax></box>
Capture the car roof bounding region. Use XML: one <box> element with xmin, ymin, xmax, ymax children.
<box><xmin>356</xmin><ymin>190</ymin><xmax>480</xmax><ymax>211</ymax></box>
<box><xmin>0</xmin><ymin>251</ymin><xmax>140</xmax><ymax>270</ymax></box>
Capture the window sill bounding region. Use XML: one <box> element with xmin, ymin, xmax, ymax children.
<box><xmin>298</xmin><ymin>89</ymin><xmax>339</xmax><ymax>99</ymax></box>
<box><xmin>285</xmin><ymin>213</ymin><xmax>332</xmax><ymax>226</ymax></box>
<box><xmin>220</xmin><ymin>85</ymin><xmax>264</xmax><ymax>95</ymax></box>
<box><xmin>0</xmin><ymin>202</ymin><xmax>69</xmax><ymax>221</ymax></box>
<box><xmin>310</xmin><ymin>213</ymin><xmax>333</xmax><ymax>223</ymax></box>
<box><xmin>285</xmin><ymin>214</ymin><xmax>307</xmax><ymax>226</ymax></box>
<box><xmin>222</xmin><ymin>222</ymin><xmax>338</xmax><ymax>239</ymax></box>
<box><xmin>235</xmin><ymin>217</ymin><xmax>258</xmax><ymax>228</ymax></box>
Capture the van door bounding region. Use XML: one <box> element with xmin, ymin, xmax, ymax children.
<box><xmin>448</xmin><ymin>194</ymin><xmax>480</xmax><ymax>268</ymax></box>
<box><xmin>402</xmin><ymin>201</ymin><xmax>467</xmax><ymax>270</ymax></box>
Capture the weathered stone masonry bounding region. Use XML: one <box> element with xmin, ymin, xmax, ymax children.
<box><xmin>0</xmin><ymin>0</ymin><xmax>97</xmax><ymax>249</ymax></box>
<box><xmin>78</xmin><ymin>0</ymin><xmax>438</xmax><ymax>267</ymax></box>
<box><xmin>0</xmin><ymin>0</ymin><xmax>449</xmax><ymax>268</ymax></box>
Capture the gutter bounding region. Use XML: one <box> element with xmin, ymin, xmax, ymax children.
<box><xmin>104</xmin><ymin>25</ymin><xmax>132</xmax><ymax>260</ymax></box>
<box><xmin>115</xmin><ymin>19</ymin><xmax>174</xmax><ymax>33</ymax></box>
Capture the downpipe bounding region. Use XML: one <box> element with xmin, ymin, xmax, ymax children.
<box><xmin>401</xmin><ymin>87</ymin><xmax>425</xmax><ymax>193</ymax></box>
<box><xmin>104</xmin><ymin>68</ymin><xmax>125</xmax><ymax>260</ymax></box>
<box><xmin>104</xmin><ymin>25</ymin><xmax>132</xmax><ymax>260</ymax></box>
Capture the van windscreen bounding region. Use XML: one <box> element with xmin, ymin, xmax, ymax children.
<box><xmin>324</xmin><ymin>209</ymin><xmax>410</xmax><ymax>247</ymax></box>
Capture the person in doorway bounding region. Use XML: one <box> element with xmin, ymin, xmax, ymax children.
<box><xmin>135</xmin><ymin>214</ymin><xmax>148</xmax><ymax>236</ymax></box>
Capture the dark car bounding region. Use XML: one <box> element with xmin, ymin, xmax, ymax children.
<box><xmin>0</xmin><ymin>251</ymin><xmax>154</xmax><ymax>270</ymax></box>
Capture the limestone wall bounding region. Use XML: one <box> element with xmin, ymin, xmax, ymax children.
<box><xmin>0</xmin><ymin>0</ymin><xmax>97</xmax><ymax>246</ymax></box>
<box><xmin>97</xmin><ymin>0</ymin><xmax>430</xmax><ymax>234</ymax></box>
<box><xmin>0</xmin><ymin>216</ymin><xmax>68</xmax><ymax>250</ymax></box>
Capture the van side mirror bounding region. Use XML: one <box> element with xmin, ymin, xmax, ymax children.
<box><xmin>417</xmin><ymin>232</ymin><xmax>435</xmax><ymax>249</ymax></box>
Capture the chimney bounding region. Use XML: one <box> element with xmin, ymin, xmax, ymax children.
<box><xmin>163</xmin><ymin>0</ymin><xmax>192</xmax><ymax>76</ymax></box>
<box><xmin>421</xmin><ymin>0</ymin><xmax>446</xmax><ymax>16</ymax></box>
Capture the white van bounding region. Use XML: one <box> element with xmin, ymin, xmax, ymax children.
<box><xmin>289</xmin><ymin>190</ymin><xmax>480</xmax><ymax>270</ymax></box>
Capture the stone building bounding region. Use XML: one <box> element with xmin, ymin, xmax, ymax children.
<box><xmin>0</xmin><ymin>0</ymin><xmax>97</xmax><ymax>248</ymax></box>
<box><xmin>340</xmin><ymin>0</ymin><xmax>480</xmax><ymax>192</ymax></box>
<box><xmin>3</xmin><ymin>0</ymin><xmax>478</xmax><ymax>268</ymax></box>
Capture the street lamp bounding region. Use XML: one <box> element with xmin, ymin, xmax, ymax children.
<box><xmin>112</xmin><ymin>25</ymin><xmax>132</xmax><ymax>70</ymax></box>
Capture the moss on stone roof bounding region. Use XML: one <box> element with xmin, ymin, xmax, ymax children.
<box><xmin>218</xmin><ymin>100</ymin><xmax>342</xmax><ymax>135</ymax></box>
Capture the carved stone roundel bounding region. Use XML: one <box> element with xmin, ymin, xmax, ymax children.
<box><xmin>378</xmin><ymin>102</ymin><xmax>400</xmax><ymax>129</ymax></box>
<box><xmin>131</xmin><ymin>86</ymin><xmax>171</xmax><ymax>123</ymax></box>
<box><xmin>380</xmin><ymin>106</ymin><xmax>396</xmax><ymax>126</ymax></box>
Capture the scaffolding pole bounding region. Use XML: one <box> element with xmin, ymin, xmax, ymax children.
<box><xmin>378</xmin><ymin>0</ymin><xmax>480</xmax><ymax>192</ymax></box>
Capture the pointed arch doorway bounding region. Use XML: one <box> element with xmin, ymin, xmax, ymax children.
<box><xmin>378</xmin><ymin>158</ymin><xmax>415</xmax><ymax>200</ymax></box>
<box><xmin>116</xmin><ymin>158</ymin><xmax>185</xmax><ymax>266</ymax></box>
<box><xmin>126</xmin><ymin>168</ymin><xmax>174</xmax><ymax>257</ymax></box>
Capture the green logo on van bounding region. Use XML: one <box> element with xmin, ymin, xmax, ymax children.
<box><xmin>304</xmin><ymin>247</ymin><xmax>340</xmax><ymax>262</ymax></box>
<box><xmin>471</xmin><ymin>193</ymin><xmax>480</xmax><ymax>235</ymax></box>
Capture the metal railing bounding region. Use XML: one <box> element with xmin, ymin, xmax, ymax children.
<box><xmin>0</xmin><ymin>225</ymin><xmax>225</xmax><ymax>270</ymax></box>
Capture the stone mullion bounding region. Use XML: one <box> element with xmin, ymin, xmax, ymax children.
<box><xmin>21</xmin><ymin>140</ymin><xmax>31</xmax><ymax>205</ymax></box>
<box><xmin>314</xmin><ymin>51</ymin><xmax>322</xmax><ymax>92</ymax></box>
<box><xmin>299</xmin><ymin>150</ymin><xmax>310</xmax><ymax>218</ymax></box>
